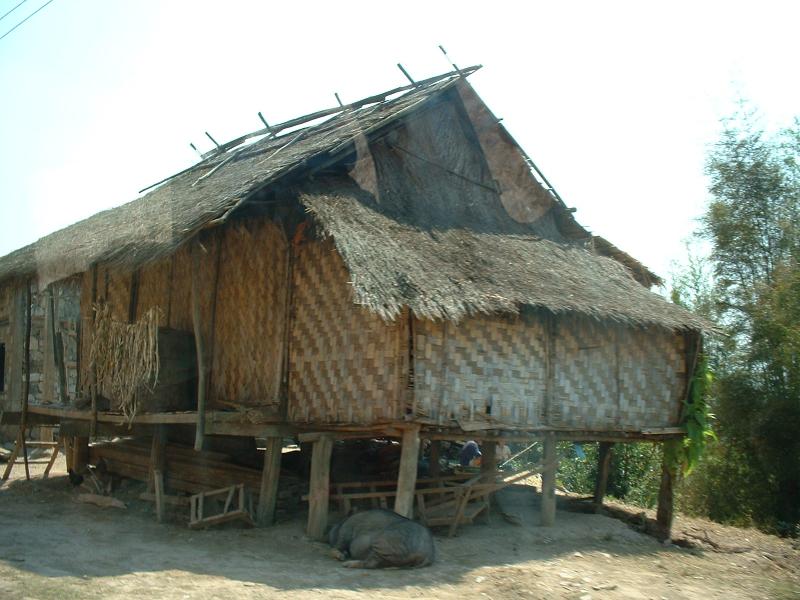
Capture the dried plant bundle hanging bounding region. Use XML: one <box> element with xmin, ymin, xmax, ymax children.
<box><xmin>89</xmin><ymin>303</ymin><xmax>161</xmax><ymax>423</ymax></box>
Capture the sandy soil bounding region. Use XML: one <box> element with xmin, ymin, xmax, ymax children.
<box><xmin>0</xmin><ymin>453</ymin><xmax>798</xmax><ymax>600</ymax></box>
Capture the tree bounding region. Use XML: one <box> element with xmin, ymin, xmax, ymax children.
<box><xmin>679</xmin><ymin>111</ymin><xmax>800</xmax><ymax>533</ymax></box>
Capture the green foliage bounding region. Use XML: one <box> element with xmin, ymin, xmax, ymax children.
<box><xmin>673</xmin><ymin>109</ymin><xmax>800</xmax><ymax>534</ymax></box>
<box><xmin>557</xmin><ymin>442</ymin><xmax>664</xmax><ymax>509</ymax></box>
<box><xmin>676</xmin><ymin>354</ymin><xmax>716</xmax><ymax>474</ymax></box>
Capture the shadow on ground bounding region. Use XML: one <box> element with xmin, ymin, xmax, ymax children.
<box><xmin>0</xmin><ymin>471</ymin><xmax>683</xmax><ymax>597</ymax></box>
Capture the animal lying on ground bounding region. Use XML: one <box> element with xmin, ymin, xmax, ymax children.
<box><xmin>328</xmin><ymin>509</ymin><xmax>436</xmax><ymax>569</ymax></box>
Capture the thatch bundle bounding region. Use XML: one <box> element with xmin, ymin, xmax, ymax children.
<box><xmin>89</xmin><ymin>304</ymin><xmax>161</xmax><ymax>422</ymax></box>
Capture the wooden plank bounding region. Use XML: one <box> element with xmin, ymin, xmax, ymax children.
<box><xmin>593</xmin><ymin>442</ymin><xmax>613</xmax><ymax>505</ymax></box>
<box><xmin>394</xmin><ymin>424</ymin><xmax>420</xmax><ymax>518</ymax></box>
<box><xmin>256</xmin><ymin>436</ymin><xmax>282</xmax><ymax>526</ymax></box>
<box><xmin>306</xmin><ymin>434</ymin><xmax>333</xmax><ymax>540</ymax></box>
<box><xmin>540</xmin><ymin>433</ymin><xmax>556</xmax><ymax>527</ymax></box>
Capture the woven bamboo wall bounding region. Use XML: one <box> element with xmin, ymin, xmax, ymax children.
<box><xmin>288</xmin><ymin>239</ymin><xmax>404</xmax><ymax>424</ymax></box>
<box><xmin>136</xmin><ymin>257</ymin><xmax>172</xmax><ymax>326</ymax></box>
<box><xmin>412</xmin><ymin>312</ymin><xmax>687</xmax><ymax>431</ymax></box>
<box><xmin>210</xmin><ymin>220</ymin><xmax>288</xmax><ymax>409</ymax></box>
<box><xmin>413</xmin><ymin>315</ymin><xmax>547</xmax><ymax>426</ymax></box>
<box><xmin>0</xmin><ymin>282</ymin><xmax>13</xmax><ymax>410</ymax></box>
<box><xmin>551</xmin><ymin>316</ymin><xmax>618</xmax><ymax>428</ymax></box>
<box><xmin>617</xmin><ymin>326</ymin><xmax>686</xmax><ymax>428</ymax></box>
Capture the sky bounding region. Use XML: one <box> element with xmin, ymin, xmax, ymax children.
<box><xmin>1</xmin><ymin>0</ymin><xmax>799</xmax><ymax>286</ymax></box>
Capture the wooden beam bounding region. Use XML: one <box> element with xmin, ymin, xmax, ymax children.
<box><xmin>394</xmin><ymin>424</ymin><xmax>421</xmax><ymax>518</ymax></box>
<box><xmin>593</xmin><ymin>442</ymin><xmax>613</xmax><ymax>506</ymax></box>
<box><xmin>257</xmin><ymin>436</ymin><xmax>283</xmax><ymax>526</ymax></box>
<box><xmin>306</xmin><ymin>434</ymin><xmax>333</xmax><ymax>540</ymax></box>
<box><xmin>656</xmin><ymin>441</ymin><xmax>678</xmax><ymax>541</ymax></box>
<box><xmin>540</xmin><ymin>433</ymin><xmax>557</xmax><ymax>526</ymax></box>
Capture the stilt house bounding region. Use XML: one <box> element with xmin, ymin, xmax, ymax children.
<box><xmin>0</xmin><ymin>66</ymin><xmax>705</xmax><ymax>537</ymax></box>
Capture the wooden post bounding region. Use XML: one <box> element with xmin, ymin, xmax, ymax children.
<box><xmin>20</xmin><ymin>279</ymin><xmax>33</xmax><ymax>480</ymax></box>
<box><xmin>257</xmin><ymin>436</ymin><xmax>283</xmax><ymax>526</ymax></box>
<box><xmin>306</xmin><ymin>434</ymin><xmax>333</xmax><ymax>540</ymax></box>
<box><xmin>540</xmin><ymin>433</ymin><xmax>557</xmax><ymax>527</ymax></box>
<box><xmin>429</xmin><ymin>440</ymin><xmax>441</xmax><ymax>478</ymax></box>
<box><xmin>148</xmin><ymin>426</ymin><xmax>166</xmax><ymax>493</ymax></box>
<box><xmin>153</xmin><ymin>470</ymin><xmax>165</xmax><ymax>523</ymax></box>
<box><xmin>656</xmin><ymin>440</ymin><xmax>678</xmax><ymax>541</ymax></box>
<box><xmin>481</xmin><ymin>441</ymin><xmax>497</xmax><ymax>482</ymax></box>
<box><xmin>191</xmin><ymin>242</ymin><xmax>207</xmax><ymax>452</ymax></box>
<box><xmin>394</xmin><ymin>424</ymin><xmax>421</xmax><ymax>518</ymax></box>
<box><xmin>89</xmin><ymin>264</ymin><xmax>99</xmax><ymax>439</ymax></box>
<box><xmin>593</xmin><ymin>442</ymin><xmax>613</xmax><ymax>506</ymax></box>
<box><xmin>63</xmin><ymin>436</ymin><xmax>74</xmax><ymax>472</ymax></box>
<box><xmin>72</xmin><ymin>436</ymin><xmax>89</xmax><ymax>473</ymax></box>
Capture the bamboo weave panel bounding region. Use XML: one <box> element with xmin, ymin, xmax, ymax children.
<box><xmin>211</xmin><ymin>220</ymin><xmax>287</xmax><ymax>408</ymax></box>
<box><xmin>413</xmin><ymin>315</ymin><xmax>546</xmax><ymax>426</ymax></box>
<box><xmin>552</xmin><ymin>316</ymin><xmax>618</xmax><ymax>428</ymax></box>
<box><xmin>288</xmin><ymin>240</ymin><xmax>402</xmax><ymax>424</ymax></box>
<box><xmin>617</xmin><ymin>328</ymin><xmax>685</xmax><ymax>428</ymax></box>
<box><xmin>136</xmin><ymin>258</ymin><xmax>172</xmax><ymax>326</ymax></box>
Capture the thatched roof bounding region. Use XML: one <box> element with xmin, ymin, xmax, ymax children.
<box><xmin>0</xmin><ymin>67</ymin><xmax>704</xmax><ymax>331</ymax></box>
<box><xmin>0</xmin><ymin>70</ymin><xmax>471</xmax><ymax>284</ymax></box>
<box><xmin>299</xmin><ymin>177</ymin><xmax>705</xmax><ymax>329</ymax></box>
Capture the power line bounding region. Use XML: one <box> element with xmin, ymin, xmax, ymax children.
<box><xmin>0</xmin><ymin>0</ymin><xmax>28</xmax><ymax>23</ymax></box>
<box><xmin>0</xmin><ymin>0</ymin><xmax>55</xmax><ymax>43</ymax></box>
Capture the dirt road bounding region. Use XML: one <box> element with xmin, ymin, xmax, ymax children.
<box><xmin>0</xmin><ymin>454</ymin><xmax>797</xmax><ymax>599</ymax></box>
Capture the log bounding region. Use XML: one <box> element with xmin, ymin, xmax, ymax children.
<box><xmin>394</xmin><ymin>425</ymin><xmax>421</xmax><ymax>518</ymax></box>
<box><xmin>306</xmin><ymin>434</ymin><xmax>333</xmax><ymax>540</ymax></box>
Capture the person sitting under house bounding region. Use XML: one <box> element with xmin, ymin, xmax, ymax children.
<box><xmin>459</xmin><ymin>440</ymin><xmax>481</xmax><ymax>467</ymax></box>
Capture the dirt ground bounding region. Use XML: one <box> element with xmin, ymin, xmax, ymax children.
<box><xmin>0</xmin><ymin>452</ymin><xmax>798</xmax><ymax>600</ymax></box>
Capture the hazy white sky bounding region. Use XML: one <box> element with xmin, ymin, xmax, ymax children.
<box><xmin>1</xmin><ymin>1</ymin><xmax>798</xmax><ymax>284</ymax></box>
